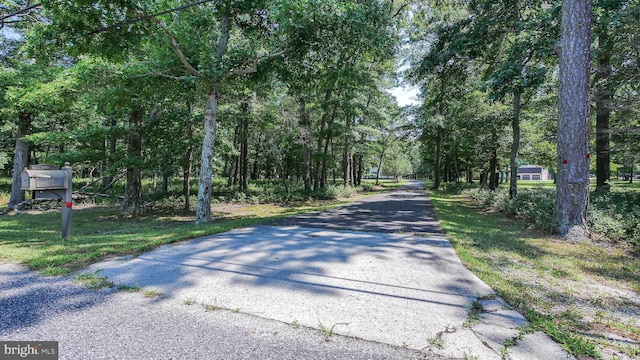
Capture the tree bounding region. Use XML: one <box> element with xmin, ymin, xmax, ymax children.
<box><xmin>274</xmin><ymin>0</ymin><xmax>396</xmax><ymax>191</ymax></box>
<box><xmin>39</xmin><ymin>0</ymin><xmax>290</xmax><ymax>222</ymax></box>
<box><xmin>415</xmin><ymin>0</ymin><xmax>557</xmax><ymax>197</ymax></box>
<box><xmin>592</xmin><ymin>0</ymin><xmax>639</xmax><ymax>189</ymax></box>
<box><xmin>553</xmin><ymin>0</ymin><xmax>592</xmax><ymax>240</ymax></box>
<box><xmin>1</xmin><ymin>61</ymin><xmax>79</xmax><ymax>207</ymax></box>
<box><xmin>593</xmin><ymin>6</ymin><xmax>613</xmax><ymax>189</ymax></box>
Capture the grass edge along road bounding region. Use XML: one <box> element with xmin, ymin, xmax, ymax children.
<box><xmin>429</xmin><ymin>189</ymin><xmax>640</xmax><ymax>360</ymax></box>
<box><xmin>0</xmin><ymin>181</ymin><xmax>405</xmax><ymax>277</ymax></box>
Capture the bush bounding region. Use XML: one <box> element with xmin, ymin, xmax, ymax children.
<box><xmin>589</xmin><ymin>188</ymin><xmax>640</xmax><ymax>247</ymax></box>
<box><xmin>442</xmin><ymin>181</ymin><xmax>473</xmax><ymax>194</ymax></box>
<box><xmin>462</xmin><ymin>186</ymin><xmax>640</xmax><ymax>248</ymax></box>
<box><xmin>313</xmin><ymin>185</ymin><xmax>340</xmax><ymax>200</ymax></box>
<box><xmin>361</xmin><ymin>183</ymin><xmax>374</xmax><ymax>192</ymax></box>
<box><xmin>462</xmin><ymin>188</ymin><xmax>555</xmax><ymax>232</ymax></box>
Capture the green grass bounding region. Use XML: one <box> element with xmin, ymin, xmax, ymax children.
<box><xmin>75</xmin><ymin>273</ymin><xmax>114</xmax><ymax>289</ymax></box>
<box><xmin>0</xmin><ymin>205</ymin><xmax>272</xmax><ymax>275</ymax></box>
<box><xmin>183</xmin><ymin>298</ymin><xmax>196</xmax><ymax>305</ymax></box>
<box><xmin>464</xmin><ymin>300</ymin><xmax>484</xmax><ymax>327</ymax></box>
<box><xmin>429</xmin><ymin>189</ymin><xmax>640</xmax><ymax>359</ymax></box>
<box><xmin>203</xmin><ymin>304</ymin><xmax>220</xmax><ymax>312</ymax></box>
<box><xmin>143</xmin><ymin>289</ymin><xmax>163</xmax><ymax>298</ymax></box>
<box><xmin>0</xmin><ymin>178</ymin><xmax>405</xmax><ymax>276</ymax></box>
<box><xmin>318</xmin><ymin>321</ymin><xmax>339</xmax><ymax>340</ymax></box>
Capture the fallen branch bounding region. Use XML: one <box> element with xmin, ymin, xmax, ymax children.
<box><xmin>1</xmin><ymin>191</ymin><xmax>125</xmax><ymax>215</ymax></box>
<box><xmin>75</xmin><ymin>192</ymin><xmax>124</xmax><ymax>200</ymax></box>
<box><xmin>1</xmin><ymin>199</ymin><xmax>60</xmax><ymax>215</ymax></box>
<box><xmin>101</xmin><ymin>172</ymin><xmax>126</xmax><ymax>192</ymax></box>
<box><xmin>78</xmin><ymin>176</ymin><xmax>105</xmax><ymax>192</ymax></box>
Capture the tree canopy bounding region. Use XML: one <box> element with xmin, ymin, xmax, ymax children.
<box><xmin>1</xmin><ymin>0</ymin><xmax>639</xmax><ymax>240</ymax></box>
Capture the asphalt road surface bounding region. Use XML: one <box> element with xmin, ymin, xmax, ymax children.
<box><xmin>1</xmin><ymin>181</ymin><xmax>572</xmax><ymax>359</ymax></box>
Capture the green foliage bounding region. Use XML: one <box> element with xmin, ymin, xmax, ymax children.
<box><xmin>463</xmin><ymin>187</ymin><xmax>556</xmax><ymax>233</ymax></box>
<box><xmin>590</xmin><ymin>187</ymin><xmax>640</xmax><ymax>247</ymax></box>
<box><xmin>38</xmin><ymin>0</ymin><xmax>154</xmax><ymax>59</ymax></box>
<box><xmin>463</xmin><ymin>185</ymin><xmax>640</xmax><ymax>249</ymax></box>
<box><xmin>0</xmin><ymin>151</ymin><xmax>8</xmax><ymax>170</ymax></box>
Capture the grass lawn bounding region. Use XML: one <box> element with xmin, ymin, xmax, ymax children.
<box><xmin>0</xmin><ymin>180</ymin><xmax>405</xmax><ymax>276</ymax></box>
<box><xmin>429</xmin><ymin>189</ymin><xmax>640</xmax><ymax>359</ymax></box>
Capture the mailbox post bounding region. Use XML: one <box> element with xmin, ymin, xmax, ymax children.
<box><xmin>61</xmin><ymin>163</ymin><xmax>73</xmax><ymax>238</ymax></box>
<box><xmin>20</xmin><ymin>162</ymin><xmax>73</xmax><ymax>238</ymax></box>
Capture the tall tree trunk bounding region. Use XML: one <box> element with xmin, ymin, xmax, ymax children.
<box><xmin>452</xmin><ymin>149</ymin><xmax>458</xmax><ymax>182</ymax></box>
<box><xmin>251</xmin><ymin>134</ymin><xmax>262</xmax><ymax>181</ymax></box>
<box><xmin>121</xmin><ymin>109</ymin><xmax>144</xmax><ymax>215</ymax></box>
<box><xmin>321</xmin><ymin>136</ymin><xmax>331</xmax><ymax>189</ymax></box>
<box><xmin>343</xmin><ymin>112</ymin><xmax>352</xmax><ymax>189</ymax></box>
<box><xmin>162</xmin><ymin>171</ymin><xmax>169</xmax><ymax>194</ymax></box>
<box><xmin>195</xmin><ymin>7</ymin><xmax>229</xmax><ymax>224</ymax></box>
<box><xmin>298</xmin><ymin>95</ymin><xmax>312</xmax><ymax>191</ymax></box>
<box><xmin>595</xmin><ymin>30</ymin><xmax>612</xmax><ymax>189</ymax></box>
<box><xmin>509</xmin><ymin>92</ymin><xmax>521</xmax><ymax>199</ymax></box>
<box><xmin>240</xmin><ymin>97</ymin><xmax>250</xmax><ymax>192</ymax></box>
<box><xmin>343</xmin><ymin>136</ymin><xmax>351</xmax><ymax>189</ymax></box>
<box><xmin>232</xmin><ymin>151</ymin><xmax>239</xmax><ymax>186</ymax></box>
<box><xmin>432</xmin><ymin>128</ymin><xmax>442</xmax><ymax>190</ymax></box>
<box><xmin>443</xmin><ymin>160</ymin><xmax>450</xmax><ymax>183</ymax></box>
<box><xmin>554</xmin><ymin>0</ymin><xmax>592</xmax><ymax>240</ymax></box>
<box><xmin>195</xmin><ymin>85</ymin><xmax>220</xmax><ymax>224</ymax></box>
<box><xmin>227</xmin><ymin>125</ymin><xmax>239</xmax><ymax>187</ymax></box>
<box><xmin>102</xmin><ymin>117</ymin><xmax>117</xmax><ymax>190</ymax></box>
<box><xmin>183</xmin><ymin>120</ymin><xmax>193</xmax><ymax>211</ymax></box>
<box><xmin>480</xmin><ymin>171</ymin><xmax>487</xmax><ymax>189</ymax></box>
<box><xmin>314</xmin><ymin>88</ymin><xmax>334</xmax><ymax>191</ymax></box>
<box><xmin>355</xmin><ymin>154</ymin><xmax>363</xmax><ymax>187</ymax></box>
<box><xmin>9</xmin><ymin>112</ymin><xmax>31</xmax><ymax>208</ymax></box>
<box><xmin>375</xmin><ymin>135</ymin><xmax>392</xmax><ymax>185</ymax></box>
<box><xmin>352</xmin><ymin>154</ymin><xmax>357</xmax><ymax>187</ymax></box>
<box><xmin>376</xmin><ymin>149</ymin><xmax>385</xmax><ymax>186</ymax></box>
<box><xmin>321</xmin><ymin>101</ymin><xmax>339</xmax><ymax>189</ymax></box>
<box><xmin>489</xmin><ymin>146</ymin><xmax>498</xmax><ymax>191</ymax></box>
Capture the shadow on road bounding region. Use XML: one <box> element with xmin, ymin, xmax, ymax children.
<box><xmin>274</xmin><ymin>180</ymin><xmax>443</xmax><ymax>234</ymax></box>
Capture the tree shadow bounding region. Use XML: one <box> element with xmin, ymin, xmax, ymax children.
<box><xmin>273</xmin><ymin>183</ymin><xmax>443</xmax><ymax>235</ymax></box>
<box><xmin>0</xmin><ymin>264</ymin><xmax>108</xmax><ymax>335</ymax></box>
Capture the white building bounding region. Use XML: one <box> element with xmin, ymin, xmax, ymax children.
<box><xmin>517</xmin><ymin>165</ymin><xmax>552</xmax><ymax>181</ymax></box>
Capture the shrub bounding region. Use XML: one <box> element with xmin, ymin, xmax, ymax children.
<box><xmin>462</xmin><ymin>186</ymin><xmax>640</xmax><ymax>248</ymax></box>
<box><xmin>443</xmin><ymin>181</ymin><xmax>473</xmax><ymax>194</ymax></box>
<box><xmin>589</xmin><ymin>188</ymin><xmax>640</xmax><ymax>247</ymax></box>
<box><xmin>361</xmin><ymin>183</ymin><xmax>374</xmax><ymax>192</ymax></box>
<box><xmin>312</xmin><ymin>185</ymin><xmax>340</xmax><ymax>200</ymax></box>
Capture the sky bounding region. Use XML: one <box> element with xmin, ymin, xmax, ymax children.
<box><xmin>387</xmin><ymin>85</ymin><xmax>421</xmax><ymax>107</ymax></box>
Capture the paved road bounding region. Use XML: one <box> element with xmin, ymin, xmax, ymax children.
<box><xmin>1</xmin><ymin>181</ymin><xmax>572</xmax><ymax>359</ymax></box>
<box><xmin>274</xmin><ymin>182</ymin><xmax>442</xmax><ymax>234</ymax></box>
<box><xmin>0</xmin><ymin>263</ymin><xmax>427</xmax><ymax>360</ymax></box>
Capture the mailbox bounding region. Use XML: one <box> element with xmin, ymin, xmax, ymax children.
<box><xmin>20</xmin><ymin>163</ymin><xmax>73</xmax><ymax>238</ymax></box>
<box><xmin>21</xmin><ymin>169</ymin><xmax>69</xmax><ymax>191</ymax></box>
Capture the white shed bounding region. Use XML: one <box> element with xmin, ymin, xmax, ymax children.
<box><xmin>517</xmin><ymin>165</ymin><xmax>552</xmax><ymax>181</ymax></box>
